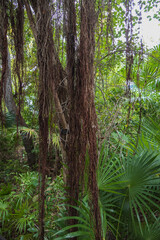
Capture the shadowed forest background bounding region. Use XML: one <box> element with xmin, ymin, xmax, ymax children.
<box><xmin>0</xmin><ymin>0</ymin><xmax>160</xmax><ymax>239</ymax></box>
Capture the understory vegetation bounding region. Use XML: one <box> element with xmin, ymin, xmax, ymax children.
<box><xmin>0</xmin><ymin>0</ymin><xmax>160</xmax><ymax>239</ymax></box>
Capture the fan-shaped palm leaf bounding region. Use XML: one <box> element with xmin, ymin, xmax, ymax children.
<box><xmin>53</xmin><ymin>200</ymin><xmax>95</xmax><ymax>240</ymax></box>
<box><xmin>120</xmin><ymin>150</ymin><xmax>160</xmax><ymax>235</ymax></box>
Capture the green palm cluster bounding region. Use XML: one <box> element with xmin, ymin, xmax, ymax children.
<box><xmin>0</xmin><ymin>172</ymin><xmax>39</xmax><ymax>239</ymax></box>
<box><xmin>1</xmin><ymin>117</ymin><xmax>160</xmax><ymax>240</ymax></box>
<box><xmin>1</xmin><ymin>119</ymin><xmax>160</xmax><ymax>239</ymax></box>
<box><xmin>53</xmin><ymin>119</ymin><xmax>160</xmax><ymax>240</ymax></box>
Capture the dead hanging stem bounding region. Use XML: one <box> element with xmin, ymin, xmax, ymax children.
<box><xmin>65</xmin><ymin>0</ymin><xmax>102</xmax><ymax>239</ymax></box>
<box><xmin>9</xmin><ymin>0</ymin><xmax>24</xmax><ymax>129</ymax></box>
<box><xmin>0</xmin><ymin>0</ymin><xmax>8</xmax><ymax>125</ymax></box>
<box><xmin>79</xmin><ymin>0</ymin><xmax>102</xmax><ymax>238</ymax></box>
<box><xmin>55</xmin><ymin>0</ymin><xmax>62</xmax><ymax>53</ymax></box>
<box><xmin>35</xmin><ymin>0</ymin><xmax>69</xmax><ymax>238</ymax></box>
<box><xmin>106</xmin><ymin>0</ymin><xmax>114</xmax><ymax>51</ymax></box>
<box><xmin>136</xmin><ymin>1</ymin><xmax>144</xmax><ymax>149</ymax></box>
<box><xmin>23</xmin><ymin>0</ymin><xmax>37</xmax><ymax>41</ymax></box>
<box><xmin>125</xmin><ymin>0</ymin><xmax>133</xmax><ymax>129</ymax></box>
<box><xmin>65</xmin><ymin>0</ymin><xmax>79</xmax><ymax>232</ymax></box>
<box><xmin>135</xmin><ymin>54</ymin><xmax>142</xmax><ymax>149</ymax></box>
<box><xmin>36</xmin><ymin>3</ymin><xmax>50</xmax><ymax>238</ymax></box>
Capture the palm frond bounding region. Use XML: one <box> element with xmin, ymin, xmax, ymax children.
<box><xmin>97</xmin><ymin>143</ymin><xmax>125</xmax><ymax>193</ymax></box>
<box><xmin>130</xmin><ymin>217</ymin><xmax>160</xmax><ymax>240</ymax></box>
<box><xmin>120</xmin><ymin>150</ymin><xmax>160</xmax><ymax>233</ymax></box>
<box><xmin>53</xmin><ymin>200</ymin><xmax>95</xmax><ymax>240</ymax></box>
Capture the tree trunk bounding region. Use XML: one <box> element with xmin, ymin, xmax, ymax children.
<box><xmin>65</xmin><ymin>0</ymin><xmax>102</xmax><ymax>239</ymax></box>
<box><xmin>24</xmin><ymin>0</ymin><xmax>102</xmax><ymax>238</ymax></box>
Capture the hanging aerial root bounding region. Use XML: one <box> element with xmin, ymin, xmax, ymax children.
<box><xmin>0</xmin><ymin>0</ymin><xmax>8</xmax><ymax>124</ymax></box>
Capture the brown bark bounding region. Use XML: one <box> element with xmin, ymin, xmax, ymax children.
<box><xmin>25</xmin><ymin>0</ymin><xmax>102</xmax><ymax>238</ymax></box>
<box><xmin>78</xmin><ymin>1</ymin><xmax>102</xmax><ymax>238</ymax></box>
<box><xmin>23</xmin><ymin>0</ymin><xmax>37</xmax><ymax>41</ymax></box>
<box><xmin>36</xmin><ymin>2</ymin><xmax>49</xmax><ymax>238</ymax></box>
<box><xmin>24</xmin><ymin>0</ymin><xmax>69</xmax><ymax>127</ymax></box>
<box><xmin>65</xmin><ymin>1</ymin><xmax>79</xmax><ymax>234</ymax></box>
<box><xmin>35</xmin><ymin>0</ymin><xmax>69</xmax><ymax>238</ymax></box>
<box><xmin>125</xmin><ymin>0</ymin><xmax>133</xmax><ymax>128</ymax></box>
<box><xmin>0</xmin><ymin>0</ymin><xmax>8</xmax><ymax>121</ymax></box>
<box><xmin>65</xmin><ymin>0</ymin><xmax>102</xmax><ymax>239</ymax></box>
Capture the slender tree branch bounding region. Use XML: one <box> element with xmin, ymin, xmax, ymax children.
<box><xmin>23</xmin><ymin>0</ymin><xmax>37</xmax><ymax>41</ymax></box>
